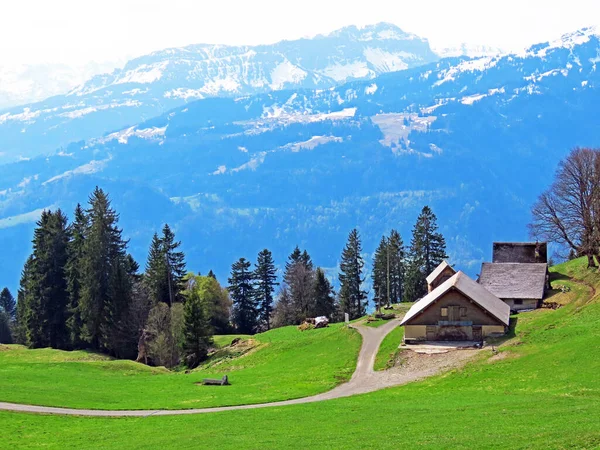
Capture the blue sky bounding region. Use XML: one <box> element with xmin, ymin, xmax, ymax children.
<box><xmin>0</xmin><ymin>0</ymin><xmax>598</xmax><ymax>65</ymax></box>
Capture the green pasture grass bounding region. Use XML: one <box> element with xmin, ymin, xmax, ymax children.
<box><xmin>3</xmin><ymin>258</ymin><xmax>600</xmax><ymax>449</ymax></box>
<box><xmin>0</xmin><ymin>323</ymin><xmax>360</xmax><ymax>410</ymax></box>
<box><xmin>373</xmin><ymin>324</ymin><xmax>404</xmax><ymax>371</ymax></box>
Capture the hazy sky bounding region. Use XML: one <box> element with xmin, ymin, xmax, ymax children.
<box><xmin>1</xmin><ymin>0</ymin><xmax>599</xmax><ymax>66</ymax></box>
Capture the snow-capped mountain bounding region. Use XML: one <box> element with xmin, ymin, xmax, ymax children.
<box><xmin>0</xmin><ymin>22</ymin><xmax>437</xmax><ymax>162</ymax></box>
<box><xmin>433</xmin><ymin>43</ymin><xmax>506</xmax><ymax>58</ymax></box>
<box><xmin>1</xmin><ymin>26</ymin><xmax>600</xmax><ymax>293</ymax></box>
<box><xmin>0</xmin><ymin>61</ymin><xmax>123</xmax><ymax>110</ymax></box>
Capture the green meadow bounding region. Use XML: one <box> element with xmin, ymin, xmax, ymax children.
<box><xmin>2</xmin><ymin>258</ymin><xmax>600</xmax><ymax>449</ymax></box>
<box><xmin>0</xmin><ymin>323</ymin><xmax>360</xmax><ymax>410</ymax></box>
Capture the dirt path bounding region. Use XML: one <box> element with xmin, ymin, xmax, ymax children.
<box><xmin>0</xmin><ymin>319</ymin><xmax>476</xmax><ymax>417</ymax></box>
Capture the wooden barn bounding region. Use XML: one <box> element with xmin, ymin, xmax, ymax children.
<box><xmin>478</xmin><ymin>263</ymin><xmax>549</xmax><ymax>312</ymax></box>
<box><xmin>479</xmin><ymin>241</ymin><xmax>550</xmax><ymax>312</ymax></box>
<box><xmin>401</xmin><ymin>271</ymin><xmax>510</xmax><ymax>343</ymax></box>
<box><xmin>426</xmin><ymin>260</ymin><xmax>456</xmax><ymax>292</ymax></box>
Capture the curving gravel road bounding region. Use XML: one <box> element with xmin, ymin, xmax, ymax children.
<box><xmin>0</xmin><ymin>318</ymin><xmax>475</xmax><ymax>417</ymax></box>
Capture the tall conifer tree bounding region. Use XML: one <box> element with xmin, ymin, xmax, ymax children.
<box><xmin>313</xmin><ymin>268</ymin><xmax>336</xmax><ymax>318</ymax></box>
<box><xmin>144</xmin><ymin>225</ymin><xmax>187</xmax><ymax>305</ymax></box>
<box><xmin>65</xmin><ymin>204</ymin><xmax>88</xmax><ymax>348</ymax></box>
<box><xmin>406</xmin><ymin>206</ymin><xmax>448</xmax><ymax>301</ymax></box>
<box><xmin>372</xmin><ymin>236</ymin><xmax>389</xmax><ymax>311</ymax></box>
<box><xmin>25</xmin><ymin>210</ymin><xmax>70</xmax><ymax>349</ymax></box>
<box><xmin>162</xmin><ymin>224</ymin><xmax>187</xmax><ymax>303</ymax></box>
<box><xmin>254</xmin><ymin>249</ymin><xmax>278</xmax><ymax>331</ymax></box>
<box><xmin>338</xmin><ymin>229</ymin><xmax>367</xmax><ymax>320</ymax></box>
<box><xmin>0</xmin><ymin>288</ymin><xmax>16</xmax><ymax>321</ymax></box>
<box><xmin>145</xmin><ymin>233</ymin><xmax>169</xmax><ymax>304</ymax></box>
<box><xmin>228</xmin><ymin>258</ymin><xmax>257</xmax><ymax>334</ymax></box>
<box><xmin>79</xmin><ymin>188</ymin><xmax>130</xmax><ymax>351</ymax></box>
<box><xmin>388</xmin><ymin>230</ymin><xmax>406</xmax><ymax>304</ymax></box>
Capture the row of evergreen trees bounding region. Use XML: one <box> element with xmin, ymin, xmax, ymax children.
<box><xmin>226</xmin><ymin>247</ymin><xmax>336</xmax><ymax>333</ymax></box>
<box><xmin>4</xmin><ymin>187</ymin><xmax>448</xmax><ymax>367</ymax></box>
<box><xmin>372</xmin><ymin>206</ymin><xmax>448</xmax><ymax>309</ymax></box>
<box><xmin>10</xmin><ymin>188</ymin><xmax>217</xmax><ymax>368</ymax></box>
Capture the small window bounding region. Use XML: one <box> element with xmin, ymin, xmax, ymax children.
<box><xmin>514</xmin><ymin>299</ymin><xmax>524</xmax><ymax>305</ymax></box>
<box><xmin>441</xmin><ymin>307</ymin><xmax>448</xmax><ymax>317</ymax></box>
<box><xmin>460</xmin><ymin>307</ymin><xmax>467</xmax><ymax>317</ymax></box>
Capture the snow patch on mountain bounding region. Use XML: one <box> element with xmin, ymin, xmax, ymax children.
<box><xmin>365</xmin><ymin>83</ymin><xmax>378</xmax><ymax>95</ymax></box>
<box><xmin>58</xmin><ymin>100</ymin><xmax>142</xmax><ymax>119</ymax></box>
<box><xmin>0</xmin><ymin>107</ymin><xmax>41</xmax><ymax>125</ymax></box>
<box><xmin>95</xmin><ymin>125</ymin><xmax>168</xmax><ymax>145</ymax></box>
<box><xmin>320</xmin><ymin>61</ymin><xmax>373</xmax><ymax>82</ymax></box>
<box><xmin>285</xmin><ymin>135</ymin><xmax>343</xmax><ymax>152</ymax></box>
<box><xmin>212</xmin><ymin>165</ymin><xmax>227</xmax><ymax>175</ymax></box>
<box><xmin>434</xmin><ymin>56</ymin><xmax>499</xmax><ymax>86</ymax></box>
<box><xmin>363</xmin><ymin>48</ymin><xmax>410</xmax><ymax>71</ymax></box>
<box><xmin>460</xmin><ymin>87</ymin><xmax>505</xmax><ymax>105</ymax></box>
<box><xmin>115</xmin><ymin>62</ymin><xmax>169</xmax><ymax>85</ymax></box>
<box><xmin>270</xmin><ymin>61</ymin><xmax>308</xmax><ymax>90</ymax></box>
<box><xmin>0</xmin><ymin>206</ymin><xmax>56</xmax><ymax>230</ymax></box>
<box><xmin>231</xmin><ymin>152</ymin><xmax>267</xmax><ymax>172</ymax></box>
<box><xmin>43</xmin><ymin>157</ymin><xmax>112</xmax><ymax>185</ymax></box>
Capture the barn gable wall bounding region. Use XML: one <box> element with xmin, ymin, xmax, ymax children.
<box><xmin>407</xmin><ymin>289</ymin><xmax>504</xmax><ymax>327</ymax></box>
<box><xmin>428</xmin><ymin>267</ymin><xmax>457</xmax><ymax>292</ymax></box>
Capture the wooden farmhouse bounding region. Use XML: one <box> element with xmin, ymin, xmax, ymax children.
<box><xmin>401</xmin><ymin>270</ymin><xmax>510</xmax><ymax>343</ymax></box>
<box><xmin>426</xmin><ymin>260</ymin><xmax>456</xmax><ymax>292</ymax></box>
<box><xmin>478</xmin><ymin>242</ymin><xmax>550</xmax><ymax>312</ymax></box>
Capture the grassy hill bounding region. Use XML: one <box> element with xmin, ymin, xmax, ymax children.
<box><xmin>2</xmin><ymin>258</ymin><xmax>600</xmax><ymax>449</ymax></box>
<box><xmin>0</xmin><ymin>323</ymin><xmax>360</xmax><ymax>410</ymax></box>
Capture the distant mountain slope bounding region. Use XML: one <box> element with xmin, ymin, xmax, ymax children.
<box><xmin>0</xmin><ymin>23</ymin><xmax>437</xmax><ymax>162</ymax></box>
<box><xmin>1</xmin><ymin>27</ymin><xmax>599</xmax><ymax>293</ymax></box>
<box><xmin>0</xmin><ymin>61</ymin><xmax>123</xmax><ymax>110</ymax></box>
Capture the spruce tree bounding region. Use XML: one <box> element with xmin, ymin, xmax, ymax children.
<box><xmin>15</xmin><ymin>256</ymin><xmax>34</xmax><ymax>345</ymax></box>
<box><xmin>26</xmin><ymin>210</ymin><xmax>70</xmax><ymax>349</ymax></box>
<box><xmin>207</xmin><ymin>270</ymin><xmax>217</xmax><ymax>279</ymax></box>
<box><xmin>372</xmin><ymin>236</ymin><xmax>389</xmax><ymax>311</ymax></box>
<box><xmin>79</xmin><ymin>187</ymin><xmax>130</xmax><ymax>351</ymax></box>
<box><xmin>338</xmin><ymin>229</ymin><xmax>368</xmax><ymax>320</ymax></box>
<box><xmin>228</xmin><ymin>258</ymin><xmax>257</xmax><ymax>334</ymax></box>
<box><xmin>254</xmin><ymin>249</ymin><xmax>278</xmax><ymax>331</ymax></box>
<box><xmin>183</xmin><ymin>289</ymin><xmax>213</xmax><ymax>368</ymax></box>
<box><xmin>388</xmin><ymin>230</ymin><xmax>406</xmax><ymax>304</ymax></box>
<box><xmin>283</xmin><ymin>246</ymin><xmax>303</xmax><ymax>285</ymax></box>
<box><xmin>0</xmin><ymin>287</ymin><xmax>16</xmax><ymax>345</ymax></box>
<box><xmin>162</xmin><ymin>224</ymin><xmax>187</xmax><ymax>303</ymax></box>
<box><xmin>0</xmin><ymin>311</ymin><xmax>11</xmax><ymax>344</ymax></box>
<box><xmin>313</xmin><ymin>268</ymin><xmax>336</xmax><ymax>318</ymax></box>
<box><xmin>0</xmin><ymin>288</ymin><xmax>16</xmax><ymax>321</ymax></box>
<box><xmin>407</xmin><ymin>206</ymin><xmax>448</xmax><ymax>300</ymax></box>
<box><xmin>65</xmin><ymin>204</ymin><xmax>88</xmax><ymax>348</ymax></box>
<box><xmin>144</xmin><ymin>225</ymin><xmax>187</xmax><ymax>305</ymax></box>
<box><xmin>300</xmin><ymin>250</ymin><xmax>313</xmax><ymax>271</ymax></box>
<box><xmin>145</xmin><ymin>233</ymin><xmax>169</xmax><ymax>304</ymax></box>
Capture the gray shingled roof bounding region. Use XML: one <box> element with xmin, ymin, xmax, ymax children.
<box><xmin>401</xmin><ymin>271</ymin><xmax>510</xmax><ymax>326</ymax></box>
<box><xmin>478</xmin><ymin>263</ymin><xmax>547</xmax><ymax>300</ymax></box>
<box><xmin>426</xmin><ymin>260</ymin><xmax>455</xmax><ymax>285</ymax></box>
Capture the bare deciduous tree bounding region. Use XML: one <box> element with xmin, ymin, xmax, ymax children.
<box><xmin>530</xmin><ymin>147</ymin><xmax>600</xmax><ymax>268</ymax></box>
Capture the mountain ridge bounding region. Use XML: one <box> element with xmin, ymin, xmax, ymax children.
<box><xmin>1</xmin><ymin>26</ymin><xmax>600</xmax><ymax>294</ymax></box>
